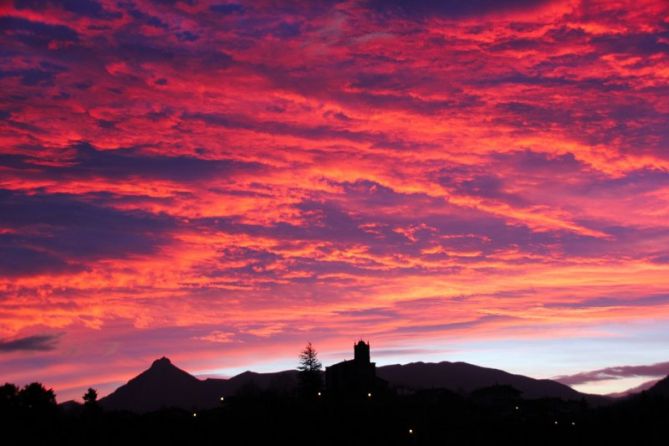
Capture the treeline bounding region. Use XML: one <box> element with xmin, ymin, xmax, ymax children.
<box><xmin>0</xmin><ymin>382</ymin><xmax>57</xmax><ymax>414</ymax></box>
<box><xmin>1</xmin><ymin>381</ymin><xmax>669</xmax><ymax>445</ymax></box>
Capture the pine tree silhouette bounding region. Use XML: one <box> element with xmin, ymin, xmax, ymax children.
<box><xmin>297</xmin><ymin>342</ymin><xmax>322</xmax><ymax>397</ymax></box>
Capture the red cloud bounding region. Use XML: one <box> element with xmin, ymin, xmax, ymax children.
<box><xmin>1</xmin><ymin>0</ymin><xmax>669</xmax><ymax>401</ymax></box>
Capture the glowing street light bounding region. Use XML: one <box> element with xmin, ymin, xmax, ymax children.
<box><xmin>408</xmin><ymin>429</ymin><xmax>414</xmax><ymax>435</ymax></box>
<box><xmin>317</xmin><ymin>392</ymin><xmax>322</xmax><ymax>397</ymax></box>
<box><xmin>367</xmin><ymin>392</ymin><xmax>372</xmax><ymax>398</ymax></box>
<box><xmin>220</xmin><ymin>396</ymin><xmax>225</xmax><ymax>401</ymax></box>
<box><xmin>193</xmin><ymin>412</ymin><xmax>197</xmax><ymax>418</ymax></box>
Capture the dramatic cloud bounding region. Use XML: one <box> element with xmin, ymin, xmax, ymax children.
<box><xmin>1</xmin><ymin>0</ymin><xmax>668</xmax><ymax>400</ymax></box>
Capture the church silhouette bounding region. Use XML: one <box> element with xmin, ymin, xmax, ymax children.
<box><xmin>325</xmin><ymin>340</ymin><xmax>387</xmax><ymax>398</ymax></box>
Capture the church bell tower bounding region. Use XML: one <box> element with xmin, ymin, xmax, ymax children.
<box><xmin>354</xmin><ymin>340</ymin><xmax>370</xmax><ymax>364</ymax></box>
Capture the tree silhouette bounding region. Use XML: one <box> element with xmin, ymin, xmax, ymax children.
<box><xmin>297</xmin><ymin>342</ymin><xmax>322</xmax><ymax>397</ymax></box>
<box><xmin>0</xmin><ymin>383</ymin><xmax>19</xmax><ymax>413</ymax></box>
<box><xmin>83</xmin><ymin>388</ymin><xmax>98</xmax><ymax>406</ymax></box>
<box><xmin>82</xmin><ymin>387</ymin><xmax>101</xmax><ymax>417</ymax></box>
<box><xmin>83</xmin><ymin>387</ymin><xmax>100</xmax><ymax>413</ymax></box>
<box><xmin>18</xmin><ymin>382</ymin><xmax>57</xmax><ymax>416</ymax></box>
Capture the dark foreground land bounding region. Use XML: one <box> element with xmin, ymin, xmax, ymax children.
<box><xmin>2</xmin><ymin>386</ymin><xmax>669</xmax><ymax>446</ymax></box>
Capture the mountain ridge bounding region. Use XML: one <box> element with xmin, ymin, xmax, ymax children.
<box><xmin>646</xmin><ymin>374</ymin><xmax>669</xmax><ymax>397</ymax></box>
<box><xmin>98</xmin><ymin>356</ymin><xmax>615</xmax><ymax>412</ymax></box>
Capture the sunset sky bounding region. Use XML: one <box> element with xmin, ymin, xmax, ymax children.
<box><xmin>2</xmin><ymin>0</ymin><xmax>669</xmax><ymax>402</ymax></box>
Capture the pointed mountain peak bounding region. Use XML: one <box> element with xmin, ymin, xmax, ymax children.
<box><xmin>100</xmin><ymin>356</ymin><xmax>208</xmax><ymax>413</ymax></box>
<box><xmin>150</xmin><ymin>356</ymin><xmax>173</xmax><ymax>369</ymax></box>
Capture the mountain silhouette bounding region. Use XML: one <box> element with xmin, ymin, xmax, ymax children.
<box><xmin>377</xmin><ymin>361</ymin><xmax>600</xmax><ymax>401</ymax></box>
<box><xmin>99</xmin><ymin>358</ymin><xmax>299</xmax><ymax>412</ymax></box>
<box><xmin>99</xmin><ymin>356</ymin><xmax>608</xmax><ymax>412</ymax></box>
<box><xmin>606</xmin><ymin>378</ymin><xmax>661</xmax><ymax>398</ymax></box>
<box><xmin>202</xmin><ymin>369</ymin><xmax>298</xmax><ymax>396</ymax></box>
<box><xmin>646</xmin><ymin>373</ymin><xmax>669</xmax><ymax>397</ymax></box>
<box><xmin>100</xmin><ymin>357</ymin><xmax>218</xmax><ymax>412</ymax></box>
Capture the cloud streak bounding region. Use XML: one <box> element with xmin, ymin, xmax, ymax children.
<box><xmin>0</xmin><ymin>334</ymin><xmax>60</xmax><ymax>353</ymax></box>
<box><xmin>555</xmin><ymin>362</ymin><xmax>669</xmax><ymax>386</ymax></box>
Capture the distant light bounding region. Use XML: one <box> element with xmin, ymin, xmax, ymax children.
<box><xmin>408</xmin><ymin>429</ymin><xmax>413</xmax><ymax>434</ymax></box>
<box><xmin>554</xmin><ymin>421</ymin><xmax>558</xmax><ymax>425</ymax></box>
<box><xmin>571</xmin><ymin>421</ymin><xmax>576</xmax><ymax>426</ymax></box>
<box><xmin>220</xmin><ymin>396</ymin><xmax>225</xmax><ymax>401</ymax></box>
<box><xmin>193</xmin><ymin>412</ymin><xmax>197</xmax><ymax>417</ymax></box>
<box><xmin>317</xmin><ymin>392</ymin><xmax>322</xmax><ymax>396</ymax></box>
<box><xmin>515</xmin><ymin>406</ymin><xmax>519</xmax><ymax>410</ymax></box>
<box><xmin>367</xmin><ymin>392</ymin><xmax>372</xmax><ymax>398</ymax></box>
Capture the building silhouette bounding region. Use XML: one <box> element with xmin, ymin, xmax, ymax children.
<box><xmin>326</xmin><ymin>340</ymin><xmax>385</xmax><ymax>397</ymax></box>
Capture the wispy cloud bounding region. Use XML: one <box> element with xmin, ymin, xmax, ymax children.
<box><xmin>0</xmin><ymin>334</ymin><xmax>60</xmax><ymax>353</ymax></box>
<box><xmin>555</xmin><ymin>362</ymin><xmax>669</xmax><ymax>386</ymax></box>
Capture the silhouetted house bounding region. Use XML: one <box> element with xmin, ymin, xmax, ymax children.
<box><xmin>326</xmin><ymin>341</ymin><xmax>386</xmax><ymax>398</ymax></box>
